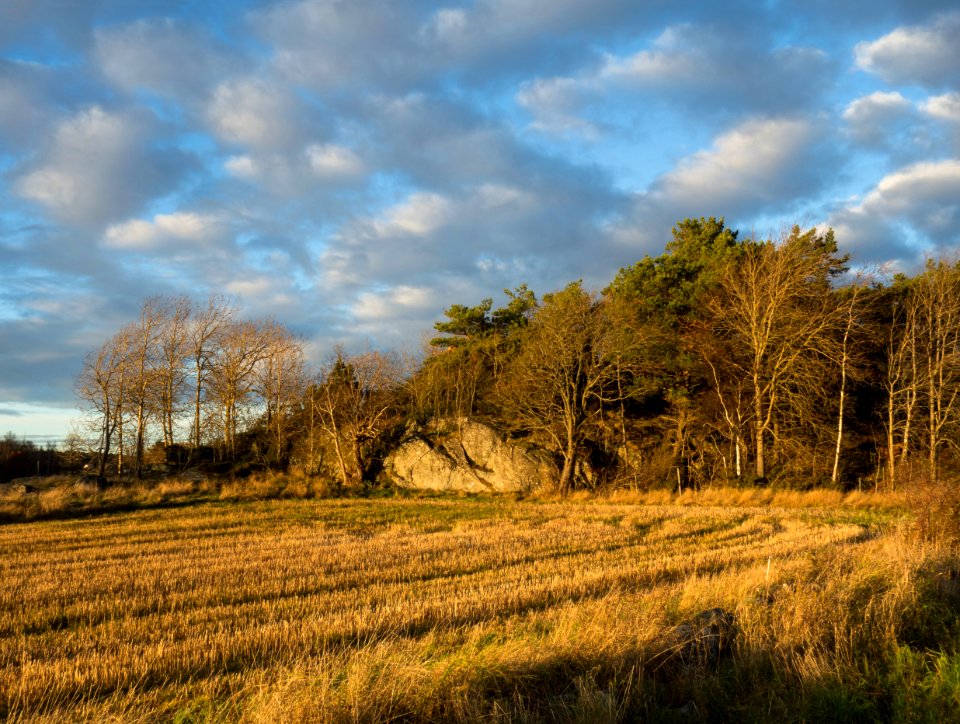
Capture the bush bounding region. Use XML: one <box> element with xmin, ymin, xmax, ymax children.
<box><xmin>907</xmin><ymin>475</ymin><xmax>960</xmax><ymax>545</ymax></box>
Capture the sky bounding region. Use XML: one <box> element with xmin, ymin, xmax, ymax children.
<box><xmin>2</xmin><ymin>0</ymin><xmax>960</xmax><ymax>444</ymax></box>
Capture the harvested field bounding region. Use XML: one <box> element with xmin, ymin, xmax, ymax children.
<box><xmin>1</xmin><ymin>496</ymin><xmax>957</xmax><ymax>721</ymax></box>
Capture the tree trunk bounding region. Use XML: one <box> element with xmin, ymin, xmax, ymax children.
<box><xmin>98</xmin><ymin>411</ymin><xmax>112</xmax><ymax>481</ymax></box>
<box><xmin>753</xmin><ymin>380</ymin><xmax>765</xmax><ymax>480</ymax></box>
<box><xmin>350</xmin><ymin>435</ymin><xmax>364</xmax><ymax>486</ymax></box>
<box><xmin>831</xmin><ymin>382</ymin><xmax>845</xmax><ymax>486</ymax></box>
<box><xmin>886</xmin><ymin>399</ymin><xmax>896</xmax><ymax>491</ymax></box>
<box><xmin>929</xmin><ymin>365</ymin><xmax>937</xmax><ymax>483</ymax></box>
<box><xmin>116</xmin><ymin>374</ymin><xmax>124</xmax><ymax>475</ymax></box>
<box><xmin>558</xmin><ymin>451</ymin><xmax>576</xmax><ymax>495</ymax></box>
<box><xmin>193</xmin><ymin>370</ymin><xmax>203</xmax><ymax>449</ymax></box>
<box><xmin>134</xmin><ymin>400</ymin><xmax>146</xmax><ymax>479</ymax></box>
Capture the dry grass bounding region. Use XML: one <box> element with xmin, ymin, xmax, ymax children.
<box><xmin>0</xmin><ymin>496</ymin><xmax>956</xmax><ymax>721</ymax></box>
<box><xmin>0</xmin><ymin>472</ymin><xmax>333</xmax><ymax>522</ymax></box>
<box><xmin>601</xmin><ymin>485</ymin><xmax>903</xmax><ymax>510</ymax></box>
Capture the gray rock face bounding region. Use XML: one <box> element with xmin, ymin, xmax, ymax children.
<box><xmin>383</xmin><ymin>419</ymin><xmax>554</xmax><ymax>493</ymax></box>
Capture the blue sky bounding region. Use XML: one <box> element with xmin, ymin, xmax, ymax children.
<box><xmin>2</xmin><ymin>0</ymin><xmax>960</xmax><ymax>443</ymax></box>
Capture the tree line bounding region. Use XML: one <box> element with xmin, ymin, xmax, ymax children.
<box><xmin>76</xmin><ymin>218</ymin><xmax>960</xmax><ymax>491</ymax></box>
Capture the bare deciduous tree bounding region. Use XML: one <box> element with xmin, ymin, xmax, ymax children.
<box><xmin>209</xmin><ymin>319</ymin><xmax>274</xmax><ymax>457</ymax></box>
<box><xmin>126</xmin><ymin>299</ymin><xmax>166</xmax><ymax>478</ymax></box>
<box><xmin>705</xmin><ymin>229</ymin><xmax>847</xmax><ymax>480</ymax></box>
<box><xmin>916</xmin><ymin>260</ymin><xmax>960</xmax><ymax>483</ymax></box>
<box><xmin>187</xmin><ymin>296</ymin><xmax>235</xmax><ymax>450</ymax></box>
<box><xmin>156</xmin><ymin>296</ymin><xmax>191</xmax><ymax>449</ymax></box>
<box><xmin>256</xmin><ymin>322</ymin><xmax>306</xmax><ymax>464</ymax></box>
<box><xmin>314</xmin><ymin>347</ymin><xmax>402</xmax><ymax>488</ymax></box>
<box><xmin>501</xmin><ymin>283</ymin><xmax>642</xmax><ymax>494</ymax></box>
<box><xmin>75</xmin><ymin>330</ymin><xmax>129</xmax><ymax>481</ymax></box>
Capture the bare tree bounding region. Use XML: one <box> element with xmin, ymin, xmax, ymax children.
<box><xmin>705</xmin><ymin>229</ymin><xmax>847</xmax><ymax>480</ymax></box>
<box><xmin>126</xmin><ymin>299</ymin><xmax>166</xmax><ymax>478</ymax></box>
<box><xmin>156</xmin><ymin>296</ymin><xmax>191</xmax><ymax>449</ymax></box>
<box><xmin>882</xmin><ymin>261</ymin><xmax>960</xmax><ymax>486</ymax></box>
<box><xmin>75</xmin><ymin>330</ymin><xmax>129</xmax><ymax>481</ymax></box>
<box><xmin>209</xmin><ymin>319</ymin><xmax>273</xmax><ymax>457</ymax></box>
<box><xmin>501</xmin><ymin>283</ymin><xmax>641</xmax><ymax>494</ymax></box>
<box><xmin>314</xmin><ymin>347</ymin><xmax>402</xmax><ymax>488</ymax></box>
<box><xmin>255</xmin><ymin>321</ymin><xmax>305</xmax><ymax>465</ymax></box>
<box><xmin>916</xmin><ymin>259</ymin><xmax>960</xmax><ymax>483</ymax></box>
<box><xmin>187</xmin><ymin>296</ymin><xmax>235</xmax><ymax>450</ymax></box>
<box><xmin>702</xmin><ymin>344</ymin><xmax>750</xmax><ymax>481</ymax></box>
<box><xmin>884</xmin><ymin>287</ymin><xmax>920</xmax><ymax>488</ymax></box>
<box><xmin>831</xmin><ymin>281</ymin><xmax>866</xmax><ymax>486</ymax></box>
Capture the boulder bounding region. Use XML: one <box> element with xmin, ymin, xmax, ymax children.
<box><xmin>652</xmin><ymin>608</ymin><xmax>736</xmax><ymax>671</ymax></box>
<box><xmin>1</xmin><ymin>481</ymin><xmax>35</xmax><ymax>496</ymax></box>
<box><xmin>178</xmin><ymin>468</ymin><xmax>208</xmax><ymax>483</ymax></box>
<box><xmin>384</xmin><ymin>419</ymin><xmax>554</xmax><ymax>493</ymax></box>
<box><xmin>935</xmin><ymin>569</ymin><xmax>960</xmax><ymax>602</ymax></box>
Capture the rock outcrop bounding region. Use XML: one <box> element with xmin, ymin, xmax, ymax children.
<box><xmin>383</xmin><ymin>419</ymin><xmax>554</xmax><ymax>493</ymax></box>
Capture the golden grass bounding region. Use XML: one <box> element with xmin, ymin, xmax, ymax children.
<box><xmin>0</xmin><ymin>496</ymin><xmax>952</xmax><ymax>721</ymax></box>
<box><xmin>601</xmin><ymin>485</ymin><xmax>903</xmax><ymax>509</ymax></box>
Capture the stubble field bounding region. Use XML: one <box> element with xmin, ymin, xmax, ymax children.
<box><xmin>1</xmin><ymin>492</ymin><xmax>958</xmax><ymax>722</ymax></box>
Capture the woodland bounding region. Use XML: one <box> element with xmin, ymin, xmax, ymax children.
<box><xmin>62</xmin><ymin>217</ymin><xmax>960</xmax><ymax>493</ymax></box>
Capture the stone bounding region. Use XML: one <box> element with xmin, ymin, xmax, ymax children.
<box><xmin>936</xmin><ymin>569</ymin><xmax>960</xmax><ymax>602</ymax></box>
<box><xmin>653</xmin><ymin>608</ymin><xmax>736</xmax><ymax>671</ymax></box>
<box><xmin>1</xmin><ymin>481</ymin><xmax>34</xmax><ymax>496</ymax></box>
<box><xmin>178</xmin><ymin>468</ymin><xmax>207</xmax><ymax>483</ymax></box>
<box><xmin>383</xmin><ymin>419</ymin><xmax>554</xmax><ymax>493</ymax></box>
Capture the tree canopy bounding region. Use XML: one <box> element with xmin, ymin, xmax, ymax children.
<box><xmin>73</xmin><ymin>220</ymin><xmax>960</xmax><ymax>494</ymax></box>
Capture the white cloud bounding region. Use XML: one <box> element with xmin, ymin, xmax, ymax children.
<box><xmin>305</xmin><ymin>143</ymin><xmax>364</xmax><ymax>180</ymax></box>
<box><xmin>207</xmin><ymin>77</ymin><xmax>306</xmax><ymax>150</ymax></box>
<box><xmin>257</xmin><ymin>0</ymin><xmax>421</xmax><ymax>90</ymax></box>
<box><xmin>654</xmin><ymin>117</ymin><xmax>817</xmax><ymax>212</ymax></box>
<box><xmin>920</xmin><ymin>92</ymin><xmax>960</xmax><ymax>123</ymax></box>
<box><xmin>94</xmin><ymin>18</ymin><xmax>229</xmax><ymax>100</ymax></box>
<box><xmin>103</xmin><ymin>212</ymin><xmax>227</xmax><ymax>250</ymax></box>
<box><xmin>320</xmin><ymin>179</ymin><xmax>573</xmax><ymax>294</ymax></box>
<box><xmin>222</xmin><ymin>143</ymin><xmax>366</xmax><ymax>195</ymax></box>
<box><xmin>450</xmin><ymin>0</ymin><xmax>642</xmax><ymax>47</ymax></box>
<box><xmin>224</xmin><ymin>155</ymin><xmax>259</xmax><ymax>179</ymax></box>
<box><xmin>844</xmin><ymin>91</ymin><xmax>911</xmax><ymax>121</ymax></box>
<box><xmin>367</xmin><ymin>185</ymin><xmax>533</xmax><ymax>239</ymax></box>
<box><xmin>606</xmin><ymin>115</ymin><xmax>831</xmax><ymax>254</ymax></box>
<box><xmin>828</xmin><ymin>159</ymin><xmax>960</xmax><ymax>263</ymax></box>
<box><xmin>373</xmin><ymin>192</ymin><xmax>454</xmax><ymax>236</ymax></box>
<box><xmin>17</xmin><ymin>168</ymin><xmax>82</xmax><ymax>213</ymax></box>
<box><xmin>474</xmin><ymin>183</ymin><xmax>535</xmax><ymax>210</ymax></box>
<box><xmin>842</xmin><ymin>91</ymin><xmax>914</xmax><ymax>144</ymax></box>
<box><xmin>859</xmin><ymin>159</ymin><xmax>960</xmax><ymax>220</ymax></box>
<box><xmin>15</xmin><ymin>106</ymin><xmax>188</xmax><ymax>225</ymax></box>
<box><xmin>353</xmin><ymin>285</ymin><xmax>434</xmax><ymax>322</ymax></box>
<box><xmin>517</xmin><ymin>25</ymin><xmax>831</xmax><ymax>138</ymax></box>
<box><xmin>855</xmin><ymin>12</ymin><xmax>960</xmax><ymax>88</ymax></box>
<box><xmin>516</xmin><ymin>76</ymin><xmax>601</xmax><ymax>137</ymax></box>
<box><xmin>598</xmin><ymin>25</ymin><xmax>702</xmax><ymax>84</ymax></box>
<box><xmin>422</xmin><ymin>8</ymin><xmax>468</xmax><ymax>43</ymax></box>
<box><xmin>225</xmin><ymin>277</ymin><xmax>275</xmax><ymax>297</ymax></box>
